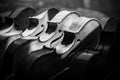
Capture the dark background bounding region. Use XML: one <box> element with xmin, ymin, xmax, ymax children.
<box><xmin>0</xmin><ymin>0</ymin><xmax>120</xmax><ymax>18</ymax></box>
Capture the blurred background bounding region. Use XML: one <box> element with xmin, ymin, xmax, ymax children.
<box><xmin>0</xmin><ymin>0</ymin><xmax>120</xmax><ymax>18</ymax></box>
